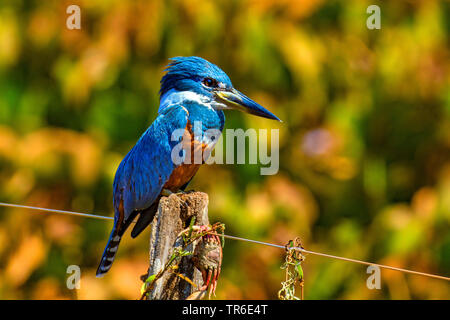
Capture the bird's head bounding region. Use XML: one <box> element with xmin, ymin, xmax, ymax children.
<box><xmin>160</xmin><ymin>56</ymin><xmax>281</xmax><ymax>121</ymax></box>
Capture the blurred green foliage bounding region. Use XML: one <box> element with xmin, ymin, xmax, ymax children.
<box><xmin>0</xmin><ymin>0</ymin><xmax>449</xmax><ymax>299</ymax></box>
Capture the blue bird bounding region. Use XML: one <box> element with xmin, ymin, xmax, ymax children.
<box><xmin>96</xmin><ymin>56</ymin><xmax>280</xmax><ymax>277</ymax></box>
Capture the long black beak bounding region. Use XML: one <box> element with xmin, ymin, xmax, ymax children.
<box><xmin>216</xmin><ymin>88</ymin><xmax>281</xmax><ymax>122</ymax></box>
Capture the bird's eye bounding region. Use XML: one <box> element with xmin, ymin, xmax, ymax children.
<box><xmin>203</xmin><ymin>77</ymin><xmax>218</xmax><ymax>88</ymax></box>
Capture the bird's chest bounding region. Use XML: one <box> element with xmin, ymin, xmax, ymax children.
<box><xmin>163</xmin><ymin>117</ymin><xmax>221</xmax><ymax>191</ymax></box>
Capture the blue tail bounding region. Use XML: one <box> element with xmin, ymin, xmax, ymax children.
<box><xmin>96</xmin><ymin>226</ymin><xmax>122</xmax><ymax>278</ymax></box>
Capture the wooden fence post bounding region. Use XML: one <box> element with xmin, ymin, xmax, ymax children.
<box><xmin>144</xmin><ymin>191</ymin><xmax>209</xmax><ymax>300</ymax></box>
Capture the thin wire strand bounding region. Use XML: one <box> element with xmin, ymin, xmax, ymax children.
<box><xmin>1</xmin><ymin>201</ymin><xmax>449</xmax><ymax>282</ymax></box>
<box><xmin>210</xmin><ymin>233</ymin><xmax>450</xmax><ymax>282</ymax></box>
<box><xmin>0</xmin><ymin>202</ymin><xmax>113</xmax><ymax>221</ymax></box>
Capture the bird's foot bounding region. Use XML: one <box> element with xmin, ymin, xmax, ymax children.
<box><xmin>161</xmin><ymin>188</ymin><xmax>188</xmax><ymax>196</ymax></box>
<box><xmin>161</xmin><ymin>188</ymin><xmax>188</xmax><ymax>207</ymax></box>
<box><xmin>161</xmin><ymin>188</ymin><xmax>173</xmax><ymax>197</ymax></box>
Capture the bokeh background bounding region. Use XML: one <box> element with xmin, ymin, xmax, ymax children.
<box><xmin>0</xmin><ymin>0</ymin><xmax>449</xmax><ymax>299</ymax></box>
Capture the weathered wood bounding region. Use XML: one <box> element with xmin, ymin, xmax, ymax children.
<box><xmin>145</xmin><ymin>191</ymin><xmax>209</xmax><ymax>300</ymax></box>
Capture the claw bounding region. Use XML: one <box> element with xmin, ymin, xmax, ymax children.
<box><xmin>161</xmin><ymin>188</ymin><xmax>172</xmax><ymax>197</ymax></box>
<box><xmin>161</xmin><ymin>188</ymin><xmax>189</xmax><ymax>207</ymax></box>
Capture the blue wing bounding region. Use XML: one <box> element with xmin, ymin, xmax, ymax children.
<box><xmin>96</xmin><ymin>104</ymin><xmax>188</xmax><ymax>277</ymax></box>
<box><xmin>114</xmin><ymin>106</ymin><xmax>188</xmax><ymax>220</ymax></box>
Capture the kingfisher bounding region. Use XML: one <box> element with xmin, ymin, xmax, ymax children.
<box><xmin>96</xmin><ymin>56</ymin><xmax>280</xmax><ymax>277</ymax></box>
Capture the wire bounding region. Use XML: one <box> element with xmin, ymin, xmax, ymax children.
<box><xmin>0</xmin><ymin>202</ymin><xmax>113</xmax><ymax>221</ymax></box>
<box><xmin>210</xmin><ymin>233</ymin><xmax>450</xmax><ymax>282</ymax></box>
<box><xmin>1</xmin><ymin>201</ymin><xmax>449</xmax><ymax>282</ymax></box>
